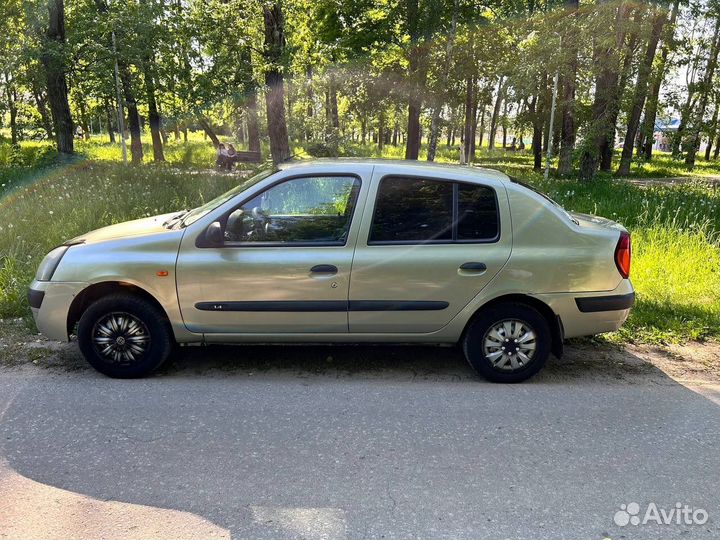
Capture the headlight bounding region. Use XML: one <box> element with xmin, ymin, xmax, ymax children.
<box><xmin>35</xmin><ymin>246</ymin><xmax>69</xmax><ymax>281</ymax></box>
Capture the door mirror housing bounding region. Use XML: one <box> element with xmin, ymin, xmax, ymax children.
<box><xmin>204</xmin><ymin>221</ymin><xmax>224</xmax><ymax>246</ymax></box>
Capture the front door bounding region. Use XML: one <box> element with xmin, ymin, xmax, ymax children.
<box><xmin>176</xmin><ymin>173</ymin><xmax>364</xmax><ymax>334</ymax></box>
<box><xmin>348</xmin><ymin>170</ymin><xmax>512</xmax><ymax>333</ymax></box>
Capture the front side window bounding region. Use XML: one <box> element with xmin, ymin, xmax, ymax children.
<box><xmin>369</xmin><ymin>176</ymin><xmax>499</xmax><ymax>244</ymax></box>
<box><xmin>224</xmin><ymin>175</ymin><xmax>360</xmax><ymax>244</ymax></box>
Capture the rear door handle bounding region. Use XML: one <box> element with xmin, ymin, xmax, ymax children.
<box><xmin>310</xmin><ymin>264</ymin><xmax>338</xmax><ymax>275</ymax></box>
<box><xmin>459</xmin><ymin>262</ymin><xmax>487</xmax><ymax>271</ymax></box>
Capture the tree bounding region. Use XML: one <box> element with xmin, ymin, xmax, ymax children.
<box><xmin>639</xmin><ymin>0</ymin><xmax>681</xmax><ymax>160</ymax></box>
<box><xmin>37</xmin><ymin>0</ymin><xmax>73</xmax><ymax>155</ymax></box>
<box><xmin>685</xmin><ymin>14</ymin><xmax>720</xmax><ymax>168</ymax></box>
<box><xmin>93</xmin><ymin>0</ymin><xmax>143</xmax><ymax>163</ymax></box>
<box><xmin>557</xmin><ymin>0</ymin><xmax>579</xmax><ymax>175</ymax></box>
<box><xmin>139</xmin><ymin>0</ymin><xmax>165</xmax><ymax>162</ymax></box>
<box><xmin>427</xmin><ymin>0</ymin><xmax>458</xmax><ymax>162</ymax></box>
<box><xmin>616</xmin><ymin>5</ymin><xmax>667</xmax><ymax>176</ymax></box>
<box><xmin>579</xmin><ymin>2</ymin><xmax>632</xmax><ymax>181</ymax></box>
<box><xmin>263</xmin><ymin>2</ymin><xmax>291</xmax><ymax>164</ymax></box>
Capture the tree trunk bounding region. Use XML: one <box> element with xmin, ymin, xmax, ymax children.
<box><xmin>462</xmin><ymin>76</ymin><xmax>475</xmax><ymax>163</ymax></box>
<box><xmin>706</xmin><ymin>100</ymin><xmax>720</xmax><ymax>160</ymax></box>
<box><xmin>104</xmin><ymin>97</ymin><xmax>115</xmax><ymax>143</ymax></box>
<box><xmin>31</xmin><ymin>79</ymin><xmax>54</xmax><ymax>141</ymax></box>
<box><xmin>240</xmin><ymin>47</ymin><xmax>261</xmax><ymax>154</ymax></box>
<box><xmin>600</xmin><ymin>6</ymin><xmax>640</xmax><ymax>172</ymax></box>
<box><xmin>198</xmin><ymin>116</ymin><xmax>221</xmax><ymax>147</ymax></box>
<box><xmin>427</xmin><ymin>0</ymin><xmax>458</xmax><ymax>161</ymax></box>
<box><xmin>378</xmin><ymin>110</ymin><xmax>385</xmax><ymax>151</ymax></box>
<box><xmin>475</xmin><ymin>104</ymin><xmax>484</xmax><ymax>154</ymax></box>
<box><xmin>143</xmin><ymin>56</ymin><xmax>164</xmax><ymax>161</ymax></box>
<box><xmin>263</xmin><ymin>3</ymin><xmax>291</xmax><ymax>164</ymax></box>
<box><xmin>531</xmin><ymin>98</ymin><xmax>543</xmax><ymax>171</ymax></box>
<box><xmin>640</xmin><ymin>0</ymin><xmax>680</xmax><ymax>160</ymax></box>
<box><xmin>470</xmin><ymin>97</ymin><xmax>480</xmax><ymax>160</ymax></box>
<box><xmin>3</xmin><ymin>77</ymin><xmax>18</xmax><ymax>145</ymax></box>
<box><xmin>578</xmin><ymin>2</ymin><xmax>630</xmax><ymax>180</ymax></box>
<box><xmin>685</xmin><ymin>18</ymin><xmax>720</xmax><ymax>168</ymax></box>
<box><xmin>95</xmin><ymin>0</ymin><xmax>141</xmax><ymax>161</ymax></box>
<box><xmin>77</xmin><ymin>98</ymin><xmax>91</xmax><ymax>140</ymax></box>
<box><xmin>488</xmin><ymin>76</ymin><xmax>505</xmax><ymax>149</ymax></box>
<box><xmin>118</xmin><ymin>67</ymin><xmax>143</xmax><ymax>163</ymax></box>
<box><xmin>328</xmin><ymin>72</ymin><xmax>340</xmax><ymax>130</ymax></box>
<box><xmin>673</xmin><ymin>92</ymin><xmax>697</xmax><ymax>157</ymax></box>
<box><xmin>40</xmin><ymin>0</ymin><xmax>73</xmax><ymax>156</ymax></box>
<box><xmin>305</xmin><ymin>65</ymin><xmax>314</xmax><ymax>141</ymax></box>
<box><xmin>617</xmin><ymin>8</ymin><xmax>665</xmax><ymax>175</ymax></box>
<box><xmin>558</xmin><ymin>0</ymin><xmax>579</xmax><ymax>175</ymax></box>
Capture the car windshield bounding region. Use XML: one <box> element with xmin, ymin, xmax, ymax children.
<box><xmin>180</xmin><ymin>168</ymin><xmax>276</xmax><ymax>227</ymax></box>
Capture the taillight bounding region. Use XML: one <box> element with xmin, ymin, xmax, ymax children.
<box><xmin>614</xmin><ymin>231</ymin><xmax>631</xmax><ymax>279</ymax></box>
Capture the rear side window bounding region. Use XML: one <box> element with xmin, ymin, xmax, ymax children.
<box><xmin>369</xmin><ymin>176</ymin><xmax>499</xmax><ymax>244</ymax></box>
<box><xmin>457</xmin><ymin>183</ymin><xmax>499</xmax><ymax>240</ymax></box>
<box><xmin>369</xmin><ymin>177</ymin><xmax>453</xmax><ymax>242</ymax></box>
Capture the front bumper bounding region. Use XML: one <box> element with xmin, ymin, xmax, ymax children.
<box><xmin>29</xmin><ymin>280</ymin><xmax>88</xmax><ymax>342</ymax></box>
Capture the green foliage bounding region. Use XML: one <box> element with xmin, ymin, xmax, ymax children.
<box><xmin>0</xmin><ymin>160</ymin><xmax>242</xmax><ymax>318</ymax></box>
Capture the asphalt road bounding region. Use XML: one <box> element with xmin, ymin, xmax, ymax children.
<box><xmin>1</xmin><ymin>344</ymin><xmax>719</xmax><ymax>540</ymax></box>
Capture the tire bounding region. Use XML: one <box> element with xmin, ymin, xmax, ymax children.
<box><xmin>77</xmin><ymin>293</ymin><xmax>173</xmax><ymax>378</ymax></box>
<box><xmin>462</xmin><ymin>302</ymin><xmax>551</xmax><ymax>383</ymax></box>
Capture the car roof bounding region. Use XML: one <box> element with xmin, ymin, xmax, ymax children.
<box><xmin>277</xmin><ymin>158</ymin><xmax>510</xmax><ymax>182</ymax></box>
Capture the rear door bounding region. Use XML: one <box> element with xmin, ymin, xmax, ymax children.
<box><xmin>348</xmin><ymin>167</ymin><xmax>512</xmax><ymax>333</ymax></box>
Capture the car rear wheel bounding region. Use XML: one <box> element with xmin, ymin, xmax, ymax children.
<box><xmin>77</xmin><ymin>293</ymin><xmax>173</xmax><ymax>378</ymax></box>
<box><xmin>462</xmin><ymin>303</ymin><xmax>551</xmax><ymax>383</ymax></box>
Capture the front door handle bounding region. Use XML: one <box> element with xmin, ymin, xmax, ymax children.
<box><xmin>459</xmin><ymin>262</ymin><xmax>487</xmax><ymax>271</ymax></box>
<box><xmin>310</xmin><ymin>264</ymin><xmax>338</xmax><ymax>275</ymax></box>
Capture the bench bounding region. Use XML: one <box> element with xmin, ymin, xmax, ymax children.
<box><xmin>231</xmin><ymin>151</ymin><xmax>262</xmax><ymax>164</ymax></box>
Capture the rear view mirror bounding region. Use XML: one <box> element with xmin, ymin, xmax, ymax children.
<box><xmin>205</xmin><ymin>221</ymin><xmax>224</xmax><ymax>246</ymax></box>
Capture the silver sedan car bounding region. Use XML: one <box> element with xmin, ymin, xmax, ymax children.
<box><xmin>29</xmin><ymin>160</ymin><xmax>634</xmax><ymax>382</ymax></box>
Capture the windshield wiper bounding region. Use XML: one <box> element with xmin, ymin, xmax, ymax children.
<box><xmin>163</xmin><ymin>210</ymin><xmax>189</xmax><ymax>228</ymax></box>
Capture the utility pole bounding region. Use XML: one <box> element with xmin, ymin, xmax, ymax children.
<box><xmin>111</xmin><ymin>30</ymin><xmax>127</xmax><ymax>164</ymax></box>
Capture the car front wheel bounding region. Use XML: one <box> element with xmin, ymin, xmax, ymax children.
<box><xmin>77</xmin><ymin>293</ymin><xmax>173</xmax><ymax>378</ymax></box>
<box><xmin>462</xmin><ymin>303</ymin><xmax>551</xmax><ymax>383</ymax></box>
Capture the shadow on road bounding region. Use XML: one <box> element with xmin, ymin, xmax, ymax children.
<box><xmin>154</xmin><ymin>340</ymin><xmax>680</xmax><ymax>386</ymax></box>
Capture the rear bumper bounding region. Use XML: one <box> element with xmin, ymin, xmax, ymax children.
<box><xmin>575</xmin><ymin>292</ymin><xmax>635</xmax><ymax>313</ymax></box>
<box><xmin>535</xmin><ymin>280</ymin><xmax>634</xmax><ymax>339</ymax></box>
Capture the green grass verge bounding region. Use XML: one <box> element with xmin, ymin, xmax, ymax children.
<box><xmin>1</xmin><ymin>135</ymin><xmax>719</xmax><ymax>344</ymax></box>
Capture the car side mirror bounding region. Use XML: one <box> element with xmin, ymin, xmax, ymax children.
<box><xmin>205</xmin><ymin>221</ymin><xmax>224</xmax><ymax>246</ymax></box>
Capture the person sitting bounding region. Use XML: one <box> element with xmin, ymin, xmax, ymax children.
<box><xmin>225</xmin><ymin>144</ymin><xmax>238</xmax><ymax>170</ymax></box>
<box><xmin>215</xmin><ymin>144</ymin><xmax>228</xmax><ymax>168</ymax></box>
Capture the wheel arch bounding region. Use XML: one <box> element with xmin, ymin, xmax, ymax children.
<box><xmin>67</xmin><ymin>281</ymin><xmax>173</xmax><ymax>338</ymax></box>
<box><xmin>462</xmin><ymin>294</ymin><xmax>564</xmax><ymax>358</ymax></box>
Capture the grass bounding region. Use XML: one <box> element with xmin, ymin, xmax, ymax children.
<box><xmin>1</xmin><ymin>132</ymin><xmax>719</xmax><ymax>344</ymax></box>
